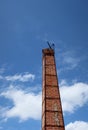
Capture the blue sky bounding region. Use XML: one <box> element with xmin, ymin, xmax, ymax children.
<box><xmin>0</xmin><ymin>0</ymin><xmax>88</xmax><ymax>130</ymax></box>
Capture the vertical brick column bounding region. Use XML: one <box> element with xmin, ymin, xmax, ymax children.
<box><xmin>42</xmin><ymin>48</ymin><xmax>65</xmax><ymax>130</ymax></box>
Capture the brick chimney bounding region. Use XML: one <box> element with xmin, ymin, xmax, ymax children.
<box><xmin>42</xmin><ymin>48</ymin><xmax>65</xmax><ymax>130</ymax></box>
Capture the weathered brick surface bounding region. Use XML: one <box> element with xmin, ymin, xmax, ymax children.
<box><xmin>42</xmin><ymin>48</ymin><xmax>65</xmax><ymax>130</ymax></box>
<box><xmin>46</xmin><ymin>75</ymin><xmax>58</xmax><ymax>86</ymax></box>
<box><xmin>46</xmin><ymin>99</ymin><xmax>62</xmax><ymax>111</ymax></box>
<box><xmin>46</xmin><ymin>112</ymin><xmax>64</xmax><ymax>126</ymax></box>
<box><xmin>46</xmin><ymin>86</ymin><xmax>59</xmax><ymax>98</ymax></box>
<box><xmin>45</xmin><ymin>56</ymin><xmax>55</xmax><ymax>65</ymax></box>
<box><xmin>45</xmin><ymin>65</ymin><xmax>56</xmax><ymax>75</ymax></box>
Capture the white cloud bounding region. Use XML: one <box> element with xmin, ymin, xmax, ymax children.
<box><xmin>66</xmin><ymin>121</ymin><xmax>88</xmax><ymax>130</ymax></box>
<box><xmin>1</xmin><ymin>82</ymin><xmax>88</xmax><ymax>121</ymax></box>
<box><xmin>1</xmin><ymin>86</ymin><xmax>41</xmax><ymax>121</ymax></box>
<box><xmin>0</xmin><ymin>72</ymin><xmax>35</xmax><ymax>82</ymax></box>
<box><xmin>60</xmin><ymin>82</ymin><xmax>88</xmax><ymax>113</ymax></box>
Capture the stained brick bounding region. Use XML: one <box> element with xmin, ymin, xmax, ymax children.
<box><xmin>46</xmin><ymin>99</ymin><xmax>62</xmax><ymax>111</ymax></box>
<box><xmin>46</xmin><ymin>86</ymin><xmax>59</xmax><ymax>98</ymax></box>
<box><xmin>46</xmin><ymin>75</ymin><xmax>58</xmax><ymax>86</ymax></box>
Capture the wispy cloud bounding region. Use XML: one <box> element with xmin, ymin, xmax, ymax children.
<box><xmin>0</xmin><ymin>106</ymin><xmax>9</xmax><ymax>120</ymax></box>
<box><xmin>62</xmin><ymin>51</ymin><xmax>80</xmax><ymax>69</ymax></box>
<box><xmin>65</xmin><ymin>121</ymin><xmax>88</xmax><ymax>130</ymax></box>
<box><xmin>0</xmin><ymin>72</ymin><xmax>35</xmax><ymax>82</ymax></box>
<box><xmin>56</xmin><ymin>50</ymin><xmax>81</xmax><ymax>73</ymax></box>
<box><xmin>0</xmin><ymin>67</ymin><xmax>5</xmax><ymax>74</ymax></box>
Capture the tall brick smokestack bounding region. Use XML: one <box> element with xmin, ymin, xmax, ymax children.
<box><xmin>42</xmin><ymin>48</ymin><xmax>65</xmax><ymax>130</ymax></box>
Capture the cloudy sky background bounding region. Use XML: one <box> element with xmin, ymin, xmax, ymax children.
<box><xmin>0</xmin><ymin>0</ymin><xmax>88</xmax><ymax>130</ymax></box>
